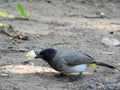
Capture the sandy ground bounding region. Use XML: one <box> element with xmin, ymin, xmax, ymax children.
<box><xmin>0</xmin><ymin>0</ymin><xmax>120</xmax><ymax>90</ymax></box>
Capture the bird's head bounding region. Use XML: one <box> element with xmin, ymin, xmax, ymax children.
<box><xmin>26</xmin><ymin>48</ymin><xmax>57</xmax><ymax>62</ymax></box>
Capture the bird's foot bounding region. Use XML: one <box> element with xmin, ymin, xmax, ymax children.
<box><xmin>54</xmin><ymin>73</ymin><xmax>67</xmax><ymax>77</ymax></box>
<box><xmin>69</xmin><ymin>75</ymin><xmax>81</xmax><ymax>82</ymax></box>
<box><xmin>69</xmin><ymin>72</ymin><xmax>82</xmax><ymax>82</ymax></box>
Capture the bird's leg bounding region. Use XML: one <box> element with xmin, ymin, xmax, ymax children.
<box><xmin>54</xmin><ymin>73</ymin><xmax>67</xmax><ymax>77</ymax></box>
<box><xmin>69</xmin><ymin>72</ymin><xmax>82</xmax><ymax>82</ymax></box>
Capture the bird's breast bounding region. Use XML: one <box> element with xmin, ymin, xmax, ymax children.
<box><xmin>70</xmin><ymin>64</ymin><xmax>88</xmax><ymax>73</ymax></box>
<box><xmin>47</xmin><ymin>60</ymin><xmax>64</xmax><ymax>72</ymax></box>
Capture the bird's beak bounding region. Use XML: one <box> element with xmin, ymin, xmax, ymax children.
<box><xmin>26</xmin><ymin>50</ymin><xmax>42</xmax><ymax>60</ymax></box>
<box><xmin>34</xmin><ymin>52</ymin><xmax>42</xmax><ymax>58</ymax></box>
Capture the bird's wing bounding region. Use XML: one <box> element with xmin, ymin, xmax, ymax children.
<box><xmin>58</xmin><ymin>50</ymin><xmax>95</xmax><ymax>66</ymax></box>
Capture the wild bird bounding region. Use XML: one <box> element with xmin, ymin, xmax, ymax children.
<box><xmin>26</xmin><ymin>48</ymin><xmax>115</xmax><ymax>82</ymax></box>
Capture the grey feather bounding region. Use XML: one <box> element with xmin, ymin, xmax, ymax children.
<box><xmin>53</xmin><ymin>50</ymin><xmax>95</xmax><ymax>66</ymax></box>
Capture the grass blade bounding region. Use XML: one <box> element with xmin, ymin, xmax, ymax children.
<box><xmin>16</xmin><ymin>3</ymin><xmax>27</xmax><ymax>18</ymax></box>
<box><xmin>0</xmin><ymin>23</ymin><xmax>5</xmax><ymax>27</ymax></box>
<box><xmin>0</xmin><ymin>8</ymin><xmax>8</xmax><ymax>18</ymax></box>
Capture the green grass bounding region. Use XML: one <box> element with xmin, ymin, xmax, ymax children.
<box><xmin>16</xmin><ymin>3</ymin><xmax>28</xmax><ymax>19</ymax></box>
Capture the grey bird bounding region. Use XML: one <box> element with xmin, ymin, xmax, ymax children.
<box><xmin>26</xmin><ymin>48</ymin><xmax>115</xmax><ymax>82</ymax></box>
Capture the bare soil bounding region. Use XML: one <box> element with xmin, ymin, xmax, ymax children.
<box><xmin>0</xmin><ymin>0</ymin><xmax>120</xmax><ymax>90</ymax></box>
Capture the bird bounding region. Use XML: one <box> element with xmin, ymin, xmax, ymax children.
<box><xmin>26</xmin><ymin>48</ymin><xmax>115</xmax><ymax>82</ymax></box>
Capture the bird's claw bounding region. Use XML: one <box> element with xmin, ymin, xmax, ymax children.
<box><xmin>69</xmin><ymin>76</ymin><xmax>81</xmax><ymax>82</ymax></box>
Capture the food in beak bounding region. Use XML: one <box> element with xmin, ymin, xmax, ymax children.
<box><xmin>26</xmin><ymin>50</ymin><xmax>36</xmax><ymax>60</ymax></box>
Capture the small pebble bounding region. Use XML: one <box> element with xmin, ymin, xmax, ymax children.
<box><xmin>107</xmin><ymin>86</ymin><xmax>116</xmax><ymax>90</ymax></box>
<box><xmin>22</xmin><ymin>61</ymin><xmax>30</xmax><ymax>64</ymax></box>
<box><xmin>22</xmin><ymin>61</ymin><xmax>34</xmax><ymax>66</ymax></box>
<box><xmin>7</xmin><ymin>0</ymin><xmax>16</xmax><ymax>2</ymax></box>
<box><xmin>36</xmin><ymin>35</ymin><xmax>39</xmax><ymax>38</ymax></box>
<box><xmin>109</xmin><ymin>31</ymin><xmax>114</xmax><ymax>34</ymax></box>
<box><xmin>99</xmin><ymin>12</ymin><xmax>106</xmax><ymax>18</ymax></box>
<box><xmin>8</xmin><ymin>46</ymin><xmax>13</xmax><ymax>49</ymax></box>
<box><xmin>94</xmin><ymin>70</ymin><xmax>97</xmax><ymax>72</ymax></box>
<box><xmin>87</xmin><ymin>85</ymin><xmax>94</xmax><ymax>89</ymax></box>
<box><xmin>0</xmin><ymin>73</ymin><xmax>9</xmax><ymax>78</ymax></box>
<box><xmin>45</xmin><ymin>0</ymin><xmax>51</xmax><ymax>3</ymax></box>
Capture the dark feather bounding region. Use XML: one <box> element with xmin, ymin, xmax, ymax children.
<box><xmin>96</xmin><ymin>62</ymin><xmax>116</xmax><ymax>69</ymax></box>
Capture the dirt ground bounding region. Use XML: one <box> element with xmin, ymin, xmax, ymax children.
<box><xmin>0</xmin><ymin>0</ymin><xmax>120</xmax><ymax>90</ymax></box>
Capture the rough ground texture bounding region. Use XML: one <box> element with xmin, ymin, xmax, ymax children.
<box><xmin>0</xmin><ymin>0</ymin><xmax>120</xmax><ymax>90</ymax></box>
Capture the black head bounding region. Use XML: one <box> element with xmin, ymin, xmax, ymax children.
<box><xmin>35</xmin><ymin>48</ymin><xmax>57</xmax><ymax>62</ymax></box>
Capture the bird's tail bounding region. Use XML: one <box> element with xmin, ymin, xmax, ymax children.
<box><xmin>96</xmin><ymin>62</ymin><xmax>115</xmax><ymax>69</ymax></box>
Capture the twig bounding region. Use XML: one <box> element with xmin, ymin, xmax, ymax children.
<box><xmin>52</xmin><ymin>42</ymin><xmax>70</xmax><ymax>46</ymax></box>
<box><xmin>0</xmin><ymin>17</ymin><xmax>39</xmax><ymax>22</ymax></box>
<box><xmin>81</xmin><ymin>14</ymin><xmax>110</xmax><ymax>19</ymax></box>
<box><xmin>99</xmin><ymin>82</ymin><xmax>106</xmax><ymax>89</ymax></box>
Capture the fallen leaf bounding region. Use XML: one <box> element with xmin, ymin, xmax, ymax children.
<box><xmin>0</xmin><ymin>24</ymin><xmax>28</xmax><ymax>40</ymax></box>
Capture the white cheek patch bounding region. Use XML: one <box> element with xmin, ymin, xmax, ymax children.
<box><xmin>26</xmin><ymin>50</ymin><xmax>36</xmax><ymax>60</ymax></box>
<box><xmin>70</xmin><ymin>64</ymin><xmax>87</xmax><ymax>72</ymax></box>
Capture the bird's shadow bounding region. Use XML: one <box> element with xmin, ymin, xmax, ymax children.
<box><xmin>0</xmin><ymin>62</ymin><xmax>90</xmax><ymax>82</ymax></box>
<box><xmin>29</xmin><ymin>71</ymin><xmax>88</xmax><ymax>83</ymax></box>
<box><xmin>31</xmin><ymin>72</ymin><xmax>70</xmax><ymax>82</ymax></box>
